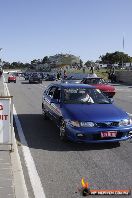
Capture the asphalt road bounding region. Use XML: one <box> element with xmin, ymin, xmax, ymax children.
<box><xmin>4</xmin><ymin>74</ymin><xmax>132</xmax><ymax>198</ymax></box>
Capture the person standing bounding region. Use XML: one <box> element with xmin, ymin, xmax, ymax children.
<box><xmin>57</xmin><ymin>72</ymin><xmax>60</xmax><ymax>80</ymax></box>
<box><xmin>64</xmin><ymin>70</ymin><xmax>67</xmax><ymax>79</ymax></box>
<box><xmin>59</xmin><ymin>70</ymin><xmax>62</xmax><ymax>78</ymax></box>
<box><xmin>90</xmin><ymin>66</ymin><xmax>94</xmax><ymax>74</ymax></box>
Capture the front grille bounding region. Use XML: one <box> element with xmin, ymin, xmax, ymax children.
<box><xmin>96</xmin><ymin>122</ymin><xmax>119</xmax><ymax>128</ymax></box>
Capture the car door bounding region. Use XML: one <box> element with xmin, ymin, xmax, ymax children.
<box><xmin>50</xmin><ymin>87</ymin><xmax>62</xmax><ymax>124</ymax></box>
<box><xmin>44</xmin><ymin>86</ymin><xmax>57</xmax><ymax>119</ymax></box>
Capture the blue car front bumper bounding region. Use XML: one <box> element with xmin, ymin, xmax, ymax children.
<box><xmin>65</xmin><ymin>125</ymin><xmax>132</xmax><ymax>143</ymax></box>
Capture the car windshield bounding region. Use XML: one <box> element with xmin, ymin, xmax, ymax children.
<box><xmin>31</xmin><ymin>73</ymin><xmax>39</xmax><ymax>77</ymax></box>
<box><xmin>63</xmin><ymin>88</ymin><xmax>110</xmax><ymax>104</ymax></box>
<box><xmin>84</xmin><ymin>78</ymin><xmax>106</xmax><ymax>84</ymax></box>
<box><xmin>65</xmin><ymin>74</ymin><xmax>87</xmax><ymax>80</ymax></box>
<box><xmin>9</xmin><ymin>73</ymin><xmax>16</xmax><ymax>76</ymax></box>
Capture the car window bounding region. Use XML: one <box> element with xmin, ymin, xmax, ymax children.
<box><xmin>43</xmin><ymin>84</ymin><xmax>53</xmax><ymax>95</ymax></box>
<box><xmin>48</xmin><ymin>86</ymin><xmax>57</xmax><ymax>98</ymax></box>
<box><xmin>83</xmin><ymin>78</ymin><xmax>100</xmax><ymax>84</ymax></box>
<box><xmin>100</xmin><ymin>79</ymin><xmax>106</xmax><ymax>84</ymax></box>
<box><xmin>53</xmin><ymin>87</ymin><xmax>61</xmax><ymax>100</ymax></box>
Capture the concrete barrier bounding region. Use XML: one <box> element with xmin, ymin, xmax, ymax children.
<box><xmin>115</xmin><ymin>71</ymin><xmax>132</xmax><ymax>84</ymax></box>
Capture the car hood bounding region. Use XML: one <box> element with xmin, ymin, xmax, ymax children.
<box><xmin>62</xmin><ymin>80</ymin><xmax>82</xmax><ymax>83</ymax></box>
<box><xmin>92</xmin><ymin>84</ymin><xmax>115</xmax><ymax>91</ymax></box>
<box><xmin>61</xmin><ymin>104</ymin><xmax>128</xmax><ymax>122</ymax></box>
<box><xmin>9</xmin><ymin>76</ymin><xmax>15</xmax><ymax>78</ymax></box>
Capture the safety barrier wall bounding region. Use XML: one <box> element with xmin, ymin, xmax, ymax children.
<box><xmin>115</xmin><ymin>71</ymin><xmax>132</xmax><ymax>84</ymax></box>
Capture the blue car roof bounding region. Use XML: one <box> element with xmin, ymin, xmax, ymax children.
<box><xmin>51</xmin><ymin>83</ymin><xmax>95</xmax><ymax>89</ymax></box>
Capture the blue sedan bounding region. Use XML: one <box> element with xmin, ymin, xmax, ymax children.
<box><xmin>42</xmin><ymin>83</ymin><xmax>132</xmax><ymax>143</ymax></box>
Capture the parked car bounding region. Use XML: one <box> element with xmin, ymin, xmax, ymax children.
<box><xmin>18</xmin><ymin>72</ymin><xmax>25</xmax><ymax>77</ymax></box>
<box><xmin>81</xmin><ymin>77</ymin><xmax>116</xmax><ymax>98</ymax></box>
<box><xmin>42</xmin><ymin>83</ymin><xmax>132</xmax><ymax>143</ymax></box>
<box><xmin>44</xmin><ymin>74</ymin><xmax>56</xmax><ymax>81</ymax></box>
<box><xmin>24</xmin><ymin>73</ymin><xmax>31</xmax><ymax>80</ymax></box>
<box><xmin>8</xmin><ymin>73</ymin><xmax>16</xmax><ymax>83</ymax></box>
<box><xmin>61</xmin><ymin>73</ymin><xmax>88</xmax><ymax>84</ymax></box>
<box><xmin>29</xmin><ymin>73</ymin><xmax>42</xmax><ymax>84</ymax></box>
<box><xmin>0</xmin><ymin>70</ymin><xmax>3</xmax><ymax>77</ymax></box>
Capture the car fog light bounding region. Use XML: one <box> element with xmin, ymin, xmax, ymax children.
<box><xmin>77</xmin><ymin>133</ymin><xmax>84</xmax><ymax>137</ymax></box>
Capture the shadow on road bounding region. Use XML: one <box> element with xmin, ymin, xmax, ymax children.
<box><xmin>111</xmin><ymin>82</ymin><xmax>132</xmax><ymax>87</ymax></box>
<box><xmin>21</xmin><ymin>81</ymin><xmax>30</xmax><ymax>84</ymax></box>
<box><xmin>13</xmin><ymin>114</ymin><xmax>120</xmax><ymax>152</ymax></box>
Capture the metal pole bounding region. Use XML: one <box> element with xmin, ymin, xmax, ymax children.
<box><xmin>10</xmin><ymin>97</ymin><xmax>14</xmax><ymax>152</ymax></box>
<box><xmin>122</xmin><ymin>36</ymin><xmax>124</xmax><ymax>68</ymax></box>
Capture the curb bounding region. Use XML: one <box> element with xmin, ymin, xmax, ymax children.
<box><xmin>10</xmin><ymin>127</ymin><xmax>29</xmax><ymax>198</ymax></box>
<box><xmin>3</xmin><ymin>74</ymin><xmax>29</xmax><ymax>198</ymax></box>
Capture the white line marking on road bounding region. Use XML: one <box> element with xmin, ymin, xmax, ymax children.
<box><xmin>3</xmin><ymin>75</ymin><xmax>46</xmax><ymax>198</ymax></box>
<box><xmin>13</xmin><ymin>108</ymin><xmax>46</xmax><ymax>198</ymax></box>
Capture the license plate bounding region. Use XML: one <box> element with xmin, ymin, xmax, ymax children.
<box><xmin>101</xmin><ymin>131</ymin><xmax>117</xmax><ymax>138</ymax></box>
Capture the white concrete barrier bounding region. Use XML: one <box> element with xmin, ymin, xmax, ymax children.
<box><xmin>115</xmin><ymin>71</ymin><xmax>132</xmax><ymax>84</ymax></box>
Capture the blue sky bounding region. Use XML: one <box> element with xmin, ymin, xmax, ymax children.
<box><xmin>0</xmin><ymin>0</ymin><xmax>132</xmax><ymax>63</ymax></box>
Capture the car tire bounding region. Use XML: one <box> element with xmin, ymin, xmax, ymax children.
<box><xmin>8</xmin><ymin>81</ymin><xmax>10</xmax><ymax>83</ymax></box>
<box><xmin>59</xmin><ymin>119</ymin><xmax>67</xmax><ymax>141</ymax></box>
<box><xmin>113</xmin><ymin>141</ymin><xmax>120</xmax><ymax>147</ymax></box>
<box><xmin>42</xmin><ymin>105</ymin><xmax>48</xmax><ymax>120</ymax></box>
<box><xmin>14</xmin><ymin>81</ymin><xmax>16</xmax><ymax>83</ymax></box>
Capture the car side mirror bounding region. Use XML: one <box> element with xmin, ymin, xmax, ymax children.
<box><xmin>109</xmin><ymin>98</ymin><xmax>114</xmax><ymax>103</ymax></box>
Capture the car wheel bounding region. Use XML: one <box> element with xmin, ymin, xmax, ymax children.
<box><xmin>59</xmin><ymin>119</ymin><xmax>67</xmax><ymax>141</ymax></box>
<box><xmin>42</xmin><ymin>105</ymin><xmax>48</xmax><ymax>120</ymax></box>
<box><xmin>14</xmin><ymin>81</ymin><xmax>16</xmax><ymax>83</ymax></box>
<box><xmin>113</xmin><ymin>141</ymin><xmax>120</xmax><ymax>147</ymax></box>
<box><xmin>8</xmin><ymin>81</ymin><xmax>10</xmax><ymax>83</ymax></box>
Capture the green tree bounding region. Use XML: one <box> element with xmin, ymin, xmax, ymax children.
<box><xmin>3</xmin><ymin>62</ymin><xmax>10</xmax><ymax>69</ymax></box>
<box><xmin>80</xmin><ymin>59</ymin><xmax>83</xmax><ymax>67</ymax></box>
<box><xmin>100</xmin><ymin>51</ymin><xmax>132</xmax><ymax>65</ymax></box>
<box><xmin>31</xmin><ymin>59</ymin><xmax>38</xmax><ymax>65</ymax></box>
<box><xmin>42</xmin><ymin>56</ymin><xmax>49</xmax><ymax>64</ymax></box>
<box><xmin>11</xmin><ymin>62</ymin><xmax>18</xmax><ymax>68</ymax></box>
<box><xmin>85</xmin><ymin>60</ymin><xmax>94</xmax><ymax>67</ymax></box>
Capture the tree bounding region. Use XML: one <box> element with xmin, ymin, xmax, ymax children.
<box><xmin>100</xmin><ymin>51</ymin><xmax>132</xmax><ymax>65</ymax></box>
<box><xmin>11</xmin><ymin>62</ymin><xmax>18</xmax><ymax>68</ymax></box>
<box><xmin>80</xmin><ymin>59</ymin><xmax>83</xmax><ymax>67</ymax></box>
<box><xmin>42</xmin><ymin>56</ymin><xmax>49</xmax><ymax>64</ymax></box>
<box><xmin>3</xmin><ymin>62</ymin><xmax>10</xmax><ymax>69</ymax></box>
<box><xmin>31</xmin><ymin>59</ymin><xmax>38</xmax><ymax>65</ymax></box>
<box><xmin>85</xmin><ymin>60</ymin><xmax>96</xmax><ymax>68</ymax></box>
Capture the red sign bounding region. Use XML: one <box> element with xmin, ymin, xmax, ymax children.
<box><xmin>101</xmin><ymin>131</ymin><xmax>117</xmax><ymax>138</ymax></box>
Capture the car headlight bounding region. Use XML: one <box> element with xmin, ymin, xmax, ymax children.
<box><xmin>66</xmin><ymin>120</ymin><xmax>95</xmax><ymax>127</ymax></box>
<box><xmin>70</xmin><ymin>121</ymin><xmax>80</xmax><ymax>127</ymax></box>
<box><xmin>119</xmin><ymin>118</ymin><xmax>131</xmax><ymax>126</ymax></box>
<box><xmin>80</xmin><ymin>122</ymin><xmax>95</xmax><ymax>127</ymax></box>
